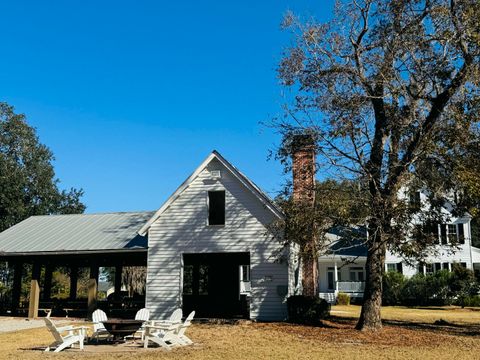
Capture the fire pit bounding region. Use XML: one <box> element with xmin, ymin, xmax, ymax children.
<box><xmin>102</xmin><ymin>319</ymin><xmax>144</xmax><ymax>342</ymax></box>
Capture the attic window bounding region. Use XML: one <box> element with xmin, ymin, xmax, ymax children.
<box><xmin>208</xmin><ymin>191</ymin><xmax>225</xmax><ymax>225</ymax></box>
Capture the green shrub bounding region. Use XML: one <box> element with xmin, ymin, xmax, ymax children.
<box><xmin>287</xmin><ymin>295</ymin><xmax>330</xmax><ymax>325</ymax></box>
<box><xmin>401</xmin><ymin>273</ymin><xmax>429</xmax><ymax>306</ymax></box>
<box><xmin>382</xmin><ymin>271</ymin><xmax>406</xmax><ymax>306</ymax></box>
<box><xmin>459</xmin><ymin>295</ymin><xmax>480</xmax><ymax>307</ymax></box>
<box><xmin>383</xmin><ymin>266</ymin><xmax>480</xmax><ymax>307</ymax></box>
<box><xmin>426</xmin><ymin>270</ymin><xmax>452</xmax><ymax>306</ymax></box>
<box><xmin>336</xmin><ymin>292</ymin><xmax>350</xmax><ymax>305</ymax></box>
<box><xmin>450</xmin><ymin>265</ymin><xmax>479</xmax><ymax>307</ymax></box>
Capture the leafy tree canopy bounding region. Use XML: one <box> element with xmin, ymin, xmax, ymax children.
<box><xmin>0</xmin><ymin>102</ymin><xmax>85</xmax><ymax>232</ymax></box>
<box><xmin>276</xmin><ymin>0</ymin><xmax>480</xmax><ymax>330</ymax></box>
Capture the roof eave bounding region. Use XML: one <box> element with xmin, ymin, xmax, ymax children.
<box><xmin>0</xmin><ymin>248</ymin><xmax>148</xmax><ymax>257</ymax></box>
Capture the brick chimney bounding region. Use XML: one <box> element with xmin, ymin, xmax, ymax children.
<box><xmin>291</xmin><ymin>133</ymin><xmax>318</xmax><ymax>297</ymax></box>
<box><xmin>292</xmin><ymin>134</ymin><xmax>316</xmax><ymax>206</ymax></box>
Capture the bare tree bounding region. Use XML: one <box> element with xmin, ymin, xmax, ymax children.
<box><xmin>277</xmin><ymin>0</ymin><xmax>480</xmax><ymax>330</ymax></box>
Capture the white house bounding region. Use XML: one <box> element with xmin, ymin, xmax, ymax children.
<box><xmin>138</xmin><ymin>151</ymin><xmax>289</xmax><ymax>321</ymax></box>
<box><xmin>318</xmin><ymin>190</ymin><xmax>480</xmax><ymax>303</ymax></box>
<box><xmin>0</xmin><ymin>150</ymin><xmax>290</xmax><ymax>320</ymax></box>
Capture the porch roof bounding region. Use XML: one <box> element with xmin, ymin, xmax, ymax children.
<box><xmin>0</xmin><ymin>211</ymin><xmax>154</xmax><ymax>256</ymax></box>
<box><xmin>324</xmin><ymin>225</ymin><xmax>368</xmax><ymax>258</ymax></box>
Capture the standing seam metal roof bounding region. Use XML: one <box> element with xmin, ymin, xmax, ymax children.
<box><xmin>0</xmin><ymin>211</ymin><xmax>155</xmax><ymax>254</ymax></box>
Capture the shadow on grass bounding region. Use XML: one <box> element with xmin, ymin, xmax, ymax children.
<box><xmin>328</xmin><ymin>314</ymin><xmax>480</xmax><ymax>337</ymax></box>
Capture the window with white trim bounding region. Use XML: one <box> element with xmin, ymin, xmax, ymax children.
<box><xmin>448</xmin><ymin>224</ymin><xmax>457</xmax><ymax>243</ymax></box>
<box><xmin>386</xmin><ymin>263</ymin><xmax>397</xmax><ymax>272</ymax></box>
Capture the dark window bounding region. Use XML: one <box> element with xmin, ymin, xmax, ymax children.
<box><xmin>423</xmin><ymin>221</ymin><xmax>438</xmax><ymax>244</ymax></box>
<box><xmin>434</xmin><ymin>263</ymin><xmax>442</xmax><ymax>272</ymax></box>
<box><xmin>458</xmin><ymin>223</ymin><xmax>465</xmax><ymax>244</ymax></box>
<box><xmin>425</xmin><ymin>263</ymin><xmax>434</xmax><ymax>274</ymax></box>
<box><xmin>198</xmin><ymin>265</ymin><xmax>209</xmax><ymax>295</ymax></box>
<box><xmin>327</xmin><ymin>271</ymin><xmax>334</xmax><ymax>290</ymax></box>
<box><xmin>240</xmin><ymin>265</ymin><xmax>250</xmax><ymax>282</ymax></box>
<box><xmin>448</xmin><ymin>224</ymin><xmax>458</xmax><ymax>243</ymax></box>
<box><xmin>327</xmin><ymin>267</ymin><xmax>341</xmax><ymax>289</ymax></box>
<box><xmin>409</xmin><ymin>191</ymin><xmax>421</xmax><ymax>210</ymax></box>
<box><xmin>183</xmin><ymin>265</ymin><xmax>194</xmax><ymax>295</ymax></box>
<box><xmin>348</xmin><ymin>268</ymin><xmax>364</xmax><ymax>281</ymax></box>
<box><xmin>442</xmin><ymin>262</ymin><xmax>450</xmax><ymax>271</ymax></box>
<box><xmin>440</xmin><ymin>224</ymin><xmax>448</xmax><ymax>245</ymax></box>
<box><xmin>208</xmin><ymin>191</ymin><xmax>225</xmax><ymax>225</ymax></box>
<box><xmin>387</xmin><ymin>263</ymin><xmax>397</xmax><ymax>272</ymax></box>
<box><xmin>418</xmin><ymin>264</ymin><xmax>425</xmax><ymax>274</ymax></box>
<box><xmin>396</xmin><ymin>262</ymin><xmax>403</xmax><ymax>274</ymax></box>
<box><xmin>460</xmin><ymin>262</ymin><xmax>467</xmax><ymax>268</ymax></box>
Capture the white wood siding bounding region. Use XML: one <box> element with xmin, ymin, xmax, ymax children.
<box><xmin>386</xmin><ymin>219</ymin><xmax>475</xmax><ymax>275</ymax></box>
<box><xmin>146</xmin><ymin>158</ymin><xmax>287</xmax><ymax>321</ymax></box>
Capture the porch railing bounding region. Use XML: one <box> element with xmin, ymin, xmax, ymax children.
<box><xmin>336</xmin><ymin>281</ymin><xmax>365</xmax><ymax>293</ymax></box>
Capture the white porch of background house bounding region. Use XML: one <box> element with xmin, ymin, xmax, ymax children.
<box><xmin>317</xmin><ymin>258</ymin><xmax>366</xmax><ymax>298</ymax></box>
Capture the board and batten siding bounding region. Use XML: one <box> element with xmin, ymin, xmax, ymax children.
<box><xmin>146</xmin><ymin>158</ymin><xmax>288</xmax><ymax>321</ymax></box>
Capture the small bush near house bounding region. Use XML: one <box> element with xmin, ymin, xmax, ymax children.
<box><xmin>287</xmin><ymin>295</ymin><xmax>330</xmax><ymax>325</ymax></box>
<box><xmin>400</xmin><ymin>273</ymin><xmax>430</xmax><ymax>306</ymax></box>
<box><xmin>459</xmin><ymin>295</ymin><xmax>480</xmax><ymax>307</ymax></box>
<box><xmin>427</xmin><ymin>270</ymin><xmax>452</xmax><ymax>305</ymax></box>
<box><xmin>382</xmin><ymin>271</ymin><xmax>406</xmax><ymax>306</ymax></box>
<box><xmin>450</xmin><ymin>264</ymin><xmax>480</xmax><ymax>307</ymax></box>
<box><xmin>382</xmin><ymin>266</ymin><xmax>480</xmax><ymax>307</ymax></box>
<box><xmin>336</xmin><ymin>292</ymin><xmax>350</xmax><ymax>305</ymax></box>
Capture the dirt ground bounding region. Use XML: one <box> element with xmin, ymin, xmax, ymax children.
<box><xmin>0</xmin><ymin>306</ymin><xmax>479</xmax><ymax>360</ymax></box>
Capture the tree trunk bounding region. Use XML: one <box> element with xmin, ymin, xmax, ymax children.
<box><xmin>356</xmin><ymin>230</ymin><xmax>386</xmax><ymax>331</ymax></box>
<box><xmin>302</xmin><ymin>254</ymin><xmax>318</xmax><ymax>297</ymax></box>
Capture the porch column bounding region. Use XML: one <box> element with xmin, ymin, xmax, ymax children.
<box><xmin>87</xmin><ymin>265</ymin><xmax>99</xmax><ymax>319</ymax></box>
<box><xmin>69</xmin><ymin>266</ymin><xmax>78</xmax><ymax>300</ymax></box>
<box><xmin>43</xmin><ymin>264</ymin><xmax>53</xmax><ymax>300</ymax></box>
<box><xmin>114</xmin><ymin>265</ymin><xmax>122</xmax><ymax>300</ymax></box>
<box><xmin>333</xmin><ymin>261</ymin><xmax>338</xmax><ymax>294</ymax></box>
<box><xmin>11</xmin><ymin>262</ymin><xmax>23</xmax><ymax>315</ymax></box>
<box><xmin>28</xmin><ymin>262</ymin><xmax>41</xmax><ymax>319</ymax></box>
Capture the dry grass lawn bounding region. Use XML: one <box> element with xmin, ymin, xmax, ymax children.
<box><xmin>0</xmin><ymin>306</ymin><xmax>479</xmax><ymax>360</ymax></box>
<box><xmin>332</xmin><ymin>304</ymin><xmax>480</xmax><ymax>324</ymax></box>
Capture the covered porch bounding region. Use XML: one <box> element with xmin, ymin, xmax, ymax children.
<box><xmin>0</xmin><ymin>249</ymin><xmax>147</xmax><ymax>319</ymax></box>
<box><xmin>318</xmin><ymin>257</ymin><xmax>366</xmax><ymax>302</ymax></box>
<box><xmin>0</xmin><ymin>211</ymin><xmax>153</xmax><ymax>318</ymax></box>
<box><xmin>319</xmin><ymin>226</ymin><xmax>368</xmax><ymax>303</ymax></box>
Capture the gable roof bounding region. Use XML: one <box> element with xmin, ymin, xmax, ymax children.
<box><xmin>0</xmin><ymin>211</ymin><xmax>155</xmax><ymax>255</ymax></box>
<box><xmin>138</xmin><ymin>150</ymin><xmax>284</xmax><ymax>236</ymax></box>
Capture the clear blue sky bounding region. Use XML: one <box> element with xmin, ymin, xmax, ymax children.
<box><xmin>0</xmin><ymin>1</ymin><xmax>333</xmax><ymax>213</ymax></box>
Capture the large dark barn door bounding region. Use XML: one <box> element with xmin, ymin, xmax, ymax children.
<box><xmin>182</xmin><ymin>252</ymin><xmax>250</xmax><ymax>318</ymax></box>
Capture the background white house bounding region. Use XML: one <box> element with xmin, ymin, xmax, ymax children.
<box><xmin>318</xmin><ymin>190</ymin><xmax>480</xmax><ymax>303</ymax></box>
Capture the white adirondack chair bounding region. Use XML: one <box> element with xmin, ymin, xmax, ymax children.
<box><xmin>136</xmin><ymin>308</ymin><xmax>150</xmax><ymax>322</ymax></box>
<box><xmin>176</xmin><ymin>311</ymin><xmax>195</xmax><ymax>345</ymax></box>
<box><xmin>143</xmin><ymin>308</ymin><xmax>183</xmax><ymax>349</ymax></box>
<box><xmin>177</xmin><ymin>311</ymin><xmax>195</xmax><ymax>345</ymax></box>
<box><xmin>43</xmin><ymin>317</ymin><xmax>86</xmax><ymax>352</ymax></box>
<box><xmin>91</xmin><ymin>309</ymin><xmax>112</xmax><ymax>342</ymax></box>
<box><xmin>148</xmin><ymin>308</ymin><xmax>182</xmax><ymax>327</ymax></box>
<box><xmin>125</xmin><ymin>308</ymin><xmax>151</xmax><ymax>341</ymax></box>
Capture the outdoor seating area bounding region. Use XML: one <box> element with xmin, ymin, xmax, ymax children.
<box><xmin>41</xmin><ymin>307</ymin><xmax>195</xmax><ymax>352</ymax></box>
<box><xmin>2</xmin><ymin>305</ymin><xmax>480</xmax><ymax>359</ymax></box>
